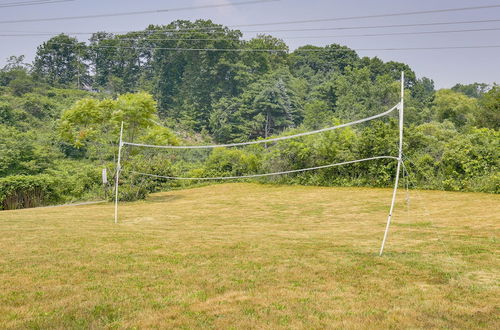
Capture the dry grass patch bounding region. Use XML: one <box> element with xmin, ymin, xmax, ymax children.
<box><xmin>0</xmin><ymin>183</ymin><xmax>499</xmax><ymax>328</ymax></box>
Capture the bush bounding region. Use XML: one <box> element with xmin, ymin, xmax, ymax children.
<box><xmin>0</xmin><ymin>175</ymin><xmax>61</xmax><ymax>210</ymax></box>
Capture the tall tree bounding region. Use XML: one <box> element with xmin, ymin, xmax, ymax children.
<box><xmin>289</xmin><ymin>44</ymin><xmax>359</xmax><ymax>79</ymax></box>
<box><xmin>451</xmin><ymin>83</ymin><xmax>490</xmax><ymax>98</ymax></box>
<box><xmin>241</xmin><ymin>35</ymin><xmax>288</xmax><ymax>74</ymax></box>
<box><xmin>89</xmin><ymin>31</ymin><xmax>150</xmax><ymax>93</ymax></box>
<box><xmin>152</xmin><ymin>20</ymin><xmax>244</xmax><ymax>127</ymax></box>
<box><xmin>33</xmin><ymin>34</ymin><xmax>89</xmax><ymax>87</ymax></box>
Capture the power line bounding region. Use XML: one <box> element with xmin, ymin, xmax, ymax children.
<box><xmin>2</xmin><ymin>26</ymin><xmax>499</xmax><ymax>39</ymax></box>
<box><xmin>241</xmin><ymin>18</ymin><xmax>500</xmax><ymax>34</ymax></box>
<box><xmin>1</xmin><ymin>3</ymin><xmax>499</xmax><ymax>26</ymax></box>
<box><xmin>227</xmin><ymin>4</ymin><xmax>500</xmax><ymax>28</ymax></box>
<box><xmin>0</xmin><ymin>0</ymin><xmax>278</xmax><ymax>24</ymax></box>
<box><xmin>288</xmin><ymin>27</ymin><xmax>500</xmax><ymax>39</ymax></box>
<box><xmin>0</xmin><ymin>0</ymin><xmax>74</xmax><ymax>8</ymax></box>
<box><xmin>2</xmin><ymin>18</ymin><xmax>500</xmax><ymax>36</ymax></box>
<box><xmin>41</xmin><ymin>42</ymin><xmax>500</xmax><ymax>52</ymax></box>
<box><xmin>92</xmin><ymin>27</ymin><xmax>500</xmax><ymax>41</ymax></box>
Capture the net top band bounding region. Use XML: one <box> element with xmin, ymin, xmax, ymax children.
<box><xmin>122</xmin><ymin>102</ymin><xmax>400</xmax><ymax>149</ymax></box>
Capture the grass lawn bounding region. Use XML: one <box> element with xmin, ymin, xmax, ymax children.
<box><xmin>0</xmin><ymin>183</ymin><xmax>498</xmax><ymax>328</ymax></box>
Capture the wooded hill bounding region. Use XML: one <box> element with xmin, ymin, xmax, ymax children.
<box><xmin>0</xmin><ymin>19</ymin><xmax>498</xmax><ymax>209</ymax></box>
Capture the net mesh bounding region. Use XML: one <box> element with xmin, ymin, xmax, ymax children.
<box><xmin>119</xmin><ymin>102</ymin><xmax>401</xmax><ymax>181</ymax></box>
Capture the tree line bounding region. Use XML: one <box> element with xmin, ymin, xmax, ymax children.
<box><xmin>0</xmin><ymin>19</ymin><xmax>498</xmax><ymax>209</ymax></box>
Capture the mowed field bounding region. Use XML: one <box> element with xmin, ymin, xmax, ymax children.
<box><xmin>0</xmin><ymin>183</ymin><xmax>498</xmax><ymax>329</ymax></box>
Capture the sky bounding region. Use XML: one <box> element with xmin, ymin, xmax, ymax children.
<box><xmin>0</xmin><ymin>0</ymin><xmax>499</xmax><ymax>88</ymax></box>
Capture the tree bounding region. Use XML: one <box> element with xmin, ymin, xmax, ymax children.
<box><xmin>383</xmin><ymin>61</ymin><xmax>416</xmax><ymax>90</ymax></box>
<box><xmin>412</xmin><ymin>77</ymin><xmax>435</xmax><ymax>106</ymax></box>
<box><xmin>59</xmin><ymin>92</ymin><xmax>160</xmax><ymax>152</ymax></box>
<box><xmin>152</xmin><ymin>20</ymin><xmax>243</xmax><ymax>125</ymax></box>
<box><xmin>302</xmin><ymin>100</ymin><xmax>332</xmax><ymax>129</ymax></box>
<box><xmin>2</xmin><ymin>55</ymin><xmax>31</xmax><ymax>72</ymax></box>
<box><xmin>290</xmin><ymin>44</ymin><xmax>359</xmax><ymax>77</ymax></box>
<box><xmin>440</xmin><ymin>128</ymin><xmax>499</xmax><ymax>191</ymax></box>
<box><xmin>329</xmin><ymin>67</ymin><xmax>399</xmax><ymax>121</ymax></box>
<box><xmin>241</xmin><ymin>35</ymin><xmax>288</xmax><ymax>74</ymax></box>
<box><xmin>0</xmin><ymin>102</ymin><xmax>15</xmax><ymax>125</ymax></box>
<box><xmin>33</xmin><ymin>34</ymin><xmax>89</xmax><ymax>87</ymax></box>
<box><xmin>0</xmin><ymin>125</ymin><xmax>55</xmax><ymax>176</ymax></box>
<box><xmin>209</xmin><ymin>97</ymin><xmax>243</xmax><ymax>143</ymax></box>
<box><xmin>252</xmin><ymin>78</ymin><xmax>295</xmax><ymax>138</ymax></box>
<box><xmin>1</xmin><ymin>56</ymin><xmax>37</xmax><ymax>96</ymax></box>
<box><xmin>114</xmin><ymin>92</ymin><xmax>157</xmax><ymax>142</ymax></box>
<box><xmin>451</xmin><ymin>83</ymin><xmax>489</xmax><ymax>98</ymax></box>
<box><xmin>476</xmin><ymin>86</ymin><xmax>500</xmax><ymax>130</ymax></box>
<box><xmin>89</xmin><ymin>31</ymin><xmax>149</xmax><ymax>93</ymax></box>
<box><xmin>432</xmin><ymin>89</ymin><xmax>478</xmax><ymax>128</ymax></box>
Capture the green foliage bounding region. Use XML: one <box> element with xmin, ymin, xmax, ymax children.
<box><xmin>47</xmin><ymin>160</ymin><xmax>104</xmax><ymax>201</ymax></box>
<box><xmin>0</xmin><ymin>174</ymin><xmax>59</xmax><ymax>210</ymax></box>
<box><xmin>114</xmin><ymin>92</ymin><xmax>157</xmax><ymax>141</ymax></box>
<box><xmin>21</xmin><ymin>93</ymin><xmax>58</xmax><ymax>118</ymax></box>
<box><xmin>411</xmin><ymin>77</ymin><xmax>435</xmax><ymax>108</ymax></box>
<box><xmin>242</xmin><ymin>35</ymin><xmax>289</xmax><ymax>74</ymax></box>
<box><xmin>152</xmin><ymin>20</ymin><xmax>244</xmax><ymax>125</ymax></box>
<box><xmin>0</xmin><ymin>101</ymin><xmax>15</xmax><ymax>124</ymax></box>
<box><xmin>137</xmin><ymin>125</ymin><xmax>180</xmax><ymax>146</ymax></box>
<box><xmin>5</xmin><ymin>69</ymin><xmax>36</xmax><ymax>96</ymax></box>
<box><xmin>432</xmin><ymin>89</ymin><xmax>478</xmax><ymax>128</ymax></box>
<box><xmin>440</xmin><ymin>128</ymin><xmax>499</xmax><ymax>191</ymax></box>
<box><xmin>59</xmin><ymin>98</ymin><xmax>111</xmax><ymax>148</ymax></box>
<box><xmin>0</xmin><ymin>125</ymin><xmax>55</xmax><ymax>176</ymax></box>
<box><xmin>209</xmin><ymin>69</ymin><xmax>302</xmax><ymax>143</ymax></box>
<box><xmin>59</xmin><ymin>92</ymin><xmax>162</xmax><ymax>150</ymax></box>
<box><xmin>330</xmin><ymin>67</ymin><xmax>399</xmax><ymax>120</ymax></box>
<box><xmin>201</xmin><ymin>148</ymin><xmax>260</xmax><ymax>177</ymax></box>
<box><xmin>0</xmin><ymin>19</ymin><xmax>498</xmax><ymax>209</ymax></box>
<box><xmin>476</xmin><ymin>86</ymin><xmax>500</xmax><ymax>130</ymax></box>
<box><xmin>302</xmin><ymin>100</ymin><xmax>332</xmax><ymax>130</ymax></box>
<box><xmin>290</xmin><ymin>44</ymin><xmax>359</xmax><ymax>77</ymax></box>
<box><xmin>118</xmin><ymin>154</ymin><xmax>178</xmax><ymax>201</ymax></box>
<box><xmin>451</xmin><ymin>82</ymin><xmax>489</xmax><ymax>98</ymax></box>
<box><xmin>33</xmin><ymin>34</ymin><xmax>89</xmax><ymax>87</ymax></box>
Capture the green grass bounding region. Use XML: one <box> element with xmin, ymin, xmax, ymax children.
<box><xmin>1</xmin><ymin>183</ymin><xmax>499</xmax><ymax>328</ymax></box>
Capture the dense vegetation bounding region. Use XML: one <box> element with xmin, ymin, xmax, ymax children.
<box><xmin>0</xmin><ymin>20</ymin><xmax>498</xmax><ymax>209</ymax></box>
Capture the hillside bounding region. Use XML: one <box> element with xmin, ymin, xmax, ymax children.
<box><xmin>1</xmin><ymin>19</ymin><xmax>499</xmax><ymax>211</ymax></box>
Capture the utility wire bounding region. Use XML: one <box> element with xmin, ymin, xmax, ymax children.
<box><xmin>1</xmin><ymin>3</ymin><xmax>499</xmax><ymax>25</ymax></box>
<box><xmin>2</xmin><ymin>18</ymin><xmax>500</xmax><ymax>36</ymax></box>
<box><xmin>41</xmin><ymin>42</ymin><xmax>500</xmax><ymax>52</ymax></box>
<box><xmin>0</xmin><ymin>0</ymin><xmax>74</xmax><ymax>8</ymax></box>
<box><xmin>0</xmin><ymin>0</ymin><xmax>278</xmax><ymax>24</ymax></box>
<box><xmin>97</xmin><ymin>27</ymin><xmax>500</xmax><ymax>40</ymax></box>
<box><xmin>272</xmin><ymin>27</ymin><xmax>500</xmax><ymax>39</ymax></box>
<box><xmin>3</xmin><ymin>27</ymin><xmax>499</xmax><ymax>40</ymax></box>
<box><xmin>240</xmin><ymin>18</ymin><xmax>500</xmax><ymax>34</ymax></box>
<box><xmin>226</xmin><ymin>4</ymin><xmax>500</xmax><ymax>28</ymax></box>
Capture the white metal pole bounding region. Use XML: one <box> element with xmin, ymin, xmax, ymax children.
<box><xmin>379</xmin><ymin>71</ymin><xmax>404</xmax><ymax>256</ymax></box>
<box><xmin>114</xmin><ymin>121</ymin><xmax>124</xmax><ymax>224</ymax></box>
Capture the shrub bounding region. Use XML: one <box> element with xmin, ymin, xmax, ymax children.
<box><xmin>0</xmin><ymin>175</ymin><xmax>60</xmax><ymax>210</ymax></box>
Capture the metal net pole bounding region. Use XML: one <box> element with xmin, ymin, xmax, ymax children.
<box><xmin>379</xmin><ymin>71</ymin><xmax>404</xmax><ymax>256</ymax></box>
<box><xmin>114</xmin><ymin>121</ymin><xmax>124</xmax><ymax>224</ymax></box>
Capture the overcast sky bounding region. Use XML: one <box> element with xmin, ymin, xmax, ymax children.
<box><xmin>0</xmin><ymin>0</ymin><xmax>499</xmax><ymax>88</ymax></box>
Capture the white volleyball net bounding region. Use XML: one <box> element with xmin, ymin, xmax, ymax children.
<box><xmin>120</xmin><ymin>102</ymin><xmax>400</xmax><ymax>180</ymax></box>
<box><xmin>114</xmin><ymin>72</ymin><xmax>405</xmax><ymax>256</ymax></box>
